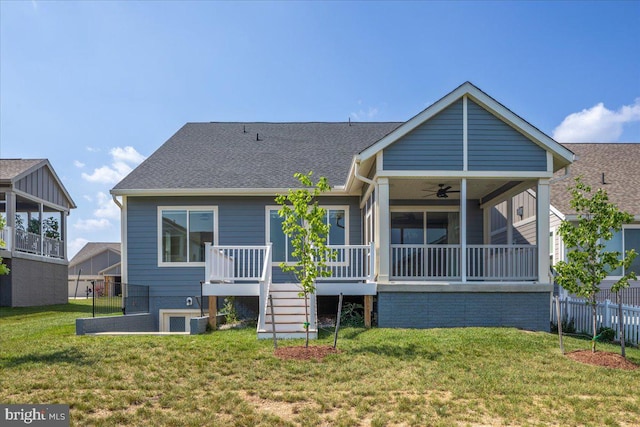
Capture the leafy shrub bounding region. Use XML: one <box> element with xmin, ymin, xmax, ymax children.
<box><xmin>340</xmin><ymin>302</ymin><xmax>364</xmax><ymax>327</ymax></box>
<box><xmin>222</xmin><ymin>297</ymin><xmax>238</xmax><ymax>324</ymax></box>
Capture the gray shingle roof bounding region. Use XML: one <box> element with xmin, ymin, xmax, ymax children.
<box><xmin>69</xmin><ymin>242</ymin><xmax>121</xmax><ymax>268</ymax></box>
<box><xmin>0</xmin><ymin>159</ymin><xmax>46</xmax><ymax>182</ymax></box>
<box><xmin>112</xmin><ymin>122</ymin><xmax>402</xmax><ymax>191</ymax></box>
<box><xmin>552</xmin><ymin>143</ymin><xmax>640</xmax><ymax>215</ymax></box>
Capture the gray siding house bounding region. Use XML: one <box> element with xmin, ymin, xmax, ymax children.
<box><xmin>111</xmin><ymin>82</ymin><xmax>574</xmax><ymax>336</ymax></box>
<box><xmin>490</xmin><ymin>143</ymin><xmax>640</xmax><ymax>302</ymax></box>
<box><xmin>68</xmin><ymin>242</ymin><xmax>121</xmax><ymax>298</ymax></box>
<box><xmin>1</xmin><ymin>159</ymin><xmax>76</xmax><ymax>307</ymax></box>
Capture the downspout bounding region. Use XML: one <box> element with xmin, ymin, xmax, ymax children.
<box><xmin>549</xmin><ymin>165</ymin><xmax>571</xmax><ymax>184</ymax></box>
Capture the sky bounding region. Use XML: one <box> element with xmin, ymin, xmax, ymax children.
<box><xmin>1</xmin><ymin>0</ymin><xmax>639</xmax><ymax>259</ymax></box>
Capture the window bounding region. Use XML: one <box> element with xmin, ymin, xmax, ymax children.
<box><xmin>158</xmin><ymin>207</ymin><xmax>217</xmax><ymax>266</ymax></box>
<box><xmin>602</xmin><ymin>226</ymin><xmax>640</xmax><ymax>276</ymax></box>
<box><xmin>266</xmin><ymin>206</ymin><xmax>348</xmax><ymax>263</ymax></box>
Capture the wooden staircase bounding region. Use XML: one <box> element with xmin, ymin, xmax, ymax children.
<box><xmin>258</xmin><ymin>283</ymin><xmax>317</xmax><ymax>340</ymax></box>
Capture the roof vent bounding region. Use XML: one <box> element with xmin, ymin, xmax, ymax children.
<box><xmin>256</xmin><ymin>133</ymin><xmax>261</xmax><ymax>141</ymax></box>
<box><xmin>602</xmin><ymin>173</ymin><xmax>607</xmax><ymax>185</ymax></box>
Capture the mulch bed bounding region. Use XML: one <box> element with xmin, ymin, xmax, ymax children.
<box><xmin>566</xmin><ymin>350</ymin><xmax>638</xmax><ymax>370</ymax></box>
<box><xmin>274</xmin><ymin>345</ymin><xmax>340</xmax><ymax>361</ymax></box>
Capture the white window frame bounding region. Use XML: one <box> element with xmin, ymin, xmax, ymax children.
<box><xmin>594</xmin><ymin>224</ymin><xmax>640</xmax><ymax>279</ymax></box>
<box><xmin>266</xmin><ymin>205</ymin><xmax>350</xmax><ymax>265</ymax></box>
<box><xmin>157</xmin><ymin>206</ymin><xmax>218</xmax><ymax>267</ymax></box>
<box><xmin>159</xmin><ymin>309</ymin><xmax>205</xmax><ymax>333</ymax></box>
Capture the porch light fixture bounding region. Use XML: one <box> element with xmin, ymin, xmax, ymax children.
<box><xmin>516</xmin><ymin>206</ymin><xmax>524</xmax><ymax>219</ymax></box>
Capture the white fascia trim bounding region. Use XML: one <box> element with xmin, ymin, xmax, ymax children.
<box><xmin>12</xmin><ymin>160</ymin><xmax>78</xmax><ymax>209</ymax></box>
<box><xmin>11</xmin><ymin>188</ymin><xmax>71</xmax><ymax>213</ymax></box>
<box><xmin>379</xmin><ymin>170</ymin><xmax>553</xmax><ymax>179</ymax></box>
<box><xmin>357</xmin><ymin>84</ymin><xmax>471</xmax><ymax>162</ymax></box>
<box><xmin>355</xmin><ymin>82</ymin><xmax>575</xmax><ymax>167</ymax></box>
<box><xmin>111</xmin><ymin>186</ymin><xmax>357</xmax><ymax>197</ymax></box>
<box><xmin>464</xmin><ymin>87</ymin><xmax>575</xmax><ymax>166</ymax></box>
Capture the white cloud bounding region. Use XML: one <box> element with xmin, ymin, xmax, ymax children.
<box><xmin>552</xmin><ymin>98</ymin><xmax>640</xmax><ymax>142</ymax></box>
<box><xmin>86</xmin><ymin>146</ymin><xmax>101</xmax><ymax>153</ymax></box>
<box><xmin>81</xmin><ymin>146</ymin><xmax>145</xmax><ymax>184</ymax></box>
<box><xmin>73</xmin><ymin>218</ymin><xmax>112</xmax><ymax>231</ymax></box>
<box><xmin>74</xmin><ymin>160</ymin><xmax>85</xmax><ymax>168</ymax></box>
<box><xmin>350</xmin><ymin>106</ymin><xmax>379</xmax><ymax>121</ymax></box>
<box><xmin>68</xmin><ymin>238</ymin><xmax>89</xmax><ymax>260</ymax></box>
<box><xmin>94</xmin><ymin>192</ymin><xmax>120</xmax><ymax>220</ymax></box>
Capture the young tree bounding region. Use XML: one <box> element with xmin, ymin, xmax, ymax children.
<box><xmin>555</xmin><ymin>177</ymin><xmax>637</xmax><ymax>353</ymax></box>
<box><xmin>275</xmin><ymin>172</ymin><xmax>335</xmax><ymax>347</ymax></box>
<box><xmin>0</xmin><ymin>216</ymin><xmax>10</xmax><ymax>275</ymax></box>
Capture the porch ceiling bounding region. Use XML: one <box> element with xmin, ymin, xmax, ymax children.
<box><xmin>388</xmin><ymin>178</ymin><xmax>532</xmax><ymax>201</ymax></box>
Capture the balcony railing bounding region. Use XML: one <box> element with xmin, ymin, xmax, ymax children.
<box><xmin>204</xmin><ymin>244</ymin><xmax>271</xmax><ymax>283</ymax></box>
<box><xmin>391</xmin><ymin>244</ymin><xmax>537</xmax><ymax>281</ymax></box>
<box><xmin>3</xmin><ymin>227</ymin><xmax>65</xmax><ymax>259</ymax></box>
<box><xmin>205</xmin><ymin>243</ymin><xmax>374</xmax><ymax>283</ymax></box>
<box><xmin>318</xmin><ymin>243</ymin><xmax>375</xmax><ymax>282</ymax></box>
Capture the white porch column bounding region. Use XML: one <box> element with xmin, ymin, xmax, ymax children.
<box><xmin>460</xmin><ymin>178</ymin><xmax>467</xmax><ymax>282</ymax></box>
<box><xmin>377</xmin><ymin>177</ymin><xmax>390</xmax><ymax>282</ymax></box>
<box><xmin>506</xmin><ymin>197</ymin><xmax>513</xmax><ymax>244</ymax></box>
<box><xmin>537</xmin><ymin>179</ymin><xmax>551</xmax><ymax>284</ymax></box>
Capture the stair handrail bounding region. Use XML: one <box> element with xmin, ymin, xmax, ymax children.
<box><xmin>258</xmin><ymin>243</ymin><xmax>272</xmax><ymax>332</ymax></box>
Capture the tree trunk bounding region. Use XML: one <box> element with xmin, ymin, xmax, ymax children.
<box><xmin>591</xmin><ymin>295</ymin><xmax>597</xmax><ymax>353</ymax></box>
<box><xmin>304</xmin><ymin>291</ymin><xmax>309</xmax><ymax>348</ymax></box>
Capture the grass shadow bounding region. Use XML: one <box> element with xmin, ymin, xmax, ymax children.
<box><xmin>0</xmin><ymin>347</ymin><xmax>92</xmax><ymax>368</ymax></box>
<box><xmin>0</xmin><ymin>302</ymin><xmax>93</xmax><ymax>319</ymax></box>
<box><xmin>348</xmin><ymin>343</ymin><xmax>443</xmax><ymax>361</ymax></box>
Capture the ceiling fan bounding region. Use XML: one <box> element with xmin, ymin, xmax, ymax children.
<box><xmin>422</xmin><ymin>184</ymin><xmax>460</xmax><ymax>198</ymax></box>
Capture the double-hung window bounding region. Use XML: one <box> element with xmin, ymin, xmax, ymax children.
<box><xmin>602</xmin><ymin>225</ymin><xmax>640</xmax><ymax>276</ymax></box>
<box><xmin>158</xmin><ymin>206</ymin><xmax>217</xmax><ymax>266</ymax></box>
<box><xmin>266</xmin><ymin>206</ymin><xmax>349</xmax><ymax>264</ymax></box>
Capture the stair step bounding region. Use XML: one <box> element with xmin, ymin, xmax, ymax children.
<box><xmin>266</xmin><ymin>307</ymin><xmax>307</xmax><ymax>315</ymax></box>
<box><xmin>257</xmin><ymin>330</ymin><xmax>318</xmax><ymax>340</ymax></box>
<box><xmin>260</xmin><ymin>323</ymin><xmax>317</xmax><ymax>332</ymax></box>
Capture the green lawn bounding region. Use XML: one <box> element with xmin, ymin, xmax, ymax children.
<box><xmin>1</xmin><ymin>302</ymin><xmax>639</xmax><ymax>427</ymax></box>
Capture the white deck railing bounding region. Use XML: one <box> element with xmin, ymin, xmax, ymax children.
<box><xmin>10</xmin><ymin>228</ymin><xmax>65</xmax><ymax>259</ymax></box>
<box><xmin>391</xmin><ymin>244</ymin><xmax>537</xmax><ymax>281</ymax></box>
<box><xmin>204</xmin><ymin>244</ymin><xmax>272</xmax><ymax>283</ymax></box>
<box><xmin>467</xmin><ymin>245</ymin><xmax>537</xmax><ymax>280</ymax></box>
<box><xmin>392</xmin><ymin>244</ymin><xmax>461</xmax><ymax>279</ymax></box>
<box><xmin>318</xmin><ymin>243</ymin><xmax>375</xmax><ymax>282</ymax></box>
<box><xmin>0</xmin><ymin>226</ymin><xmax>11</xmax><ymax>251</ymax></box>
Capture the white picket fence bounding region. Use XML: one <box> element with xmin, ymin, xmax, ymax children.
<box><xmin>551</xmin><ymin>297</ymin><xmax>640</xmax><ymax>346</ymax></box>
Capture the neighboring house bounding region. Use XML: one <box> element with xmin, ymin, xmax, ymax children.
<box><xmin>68</xmin><ymin>242</ymin><xmax>121</xmax><ymax>298</ymax></box>
<box><xmin>0</xmin><ymin>159</ymin><xmax>76</xmax><ymax>307</ymax></box>
<box><xmin>552</xmin><ymin>144</ymin><xmax>640</xmax><ymax>292</ymax></box>
<box><xmin>110</xmin><ymin>82</ymin><xmax>574</xmax><ymax>336</ymax></box>
<box><xmin>492</xmin><ymin>143</ymin><xmax>640</xmax><ymax>295</ymax></box>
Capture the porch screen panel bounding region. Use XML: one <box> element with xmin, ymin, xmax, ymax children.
<box><xmin>391</xmin><ymin>212</ymin><xmax>424</xmax><ymax>277</ymax></box>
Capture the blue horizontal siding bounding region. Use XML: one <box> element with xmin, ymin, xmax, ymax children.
<box><xmin>468</xmin><ymin>100</ymin><xmax>547</xmax><ymax>171</ymax></box>
<box><xmin>126</xmin><ymin>196</ymin><xmax>362</xmax><ymax>294</ymax></box>
<box><xmin>383</xmin><ymin>99</ymin><xmax>463</xmax><ymax>170</ymax></box>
